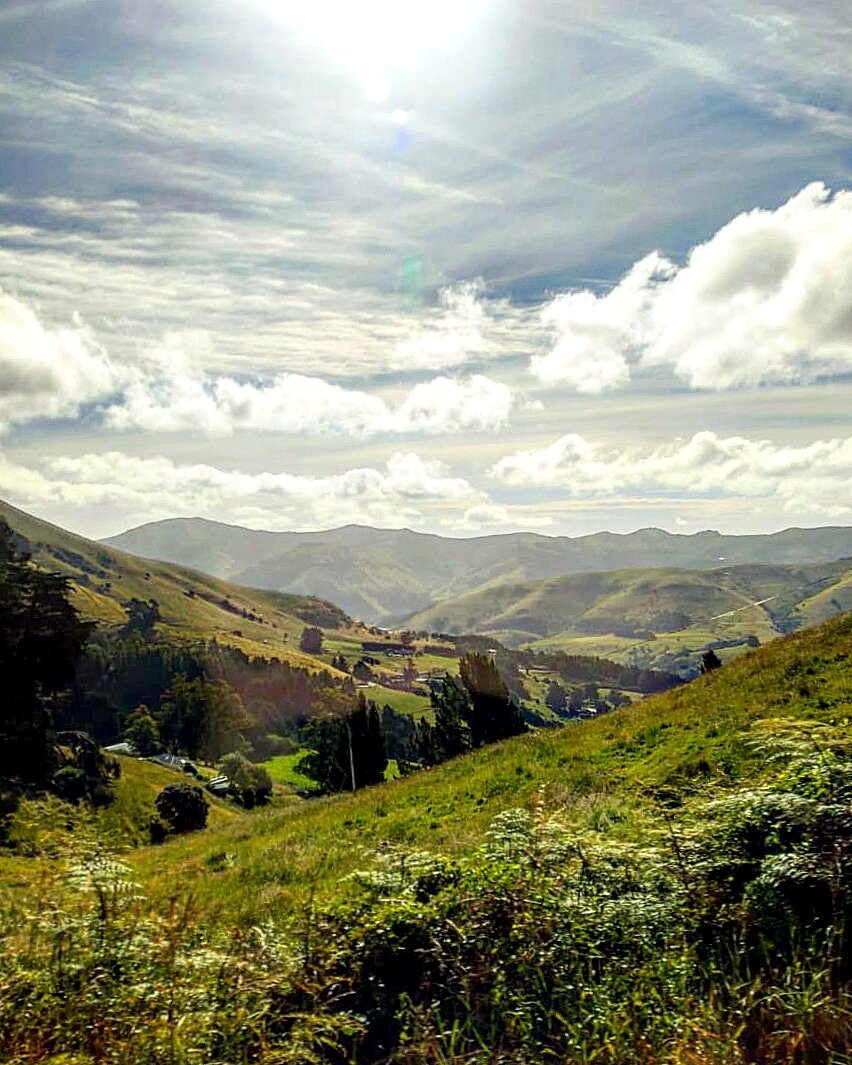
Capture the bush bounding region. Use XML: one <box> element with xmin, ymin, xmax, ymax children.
<box><xmin>154</xmin><ymin>783</ymin><xmax>208</xmax><ymax>834</ymax></box>
<box><xmin>52</xmin><ymin>765</ymin><xmax>87</xmax><ymax>803</ymax></box>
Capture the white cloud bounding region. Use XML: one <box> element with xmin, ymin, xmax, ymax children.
<box><xmin>0</xmin><ymin>449</ymin><xmax>487</xmax><ymax>531</ymax></box>
<box><xmin>392</xmin><ymin>374</ymin><xmax>513</xmax><ymax>435</ymax></box>
<box><xmin>490</xmin><ymin>430</ymin><xmax>852</xmax><ymax>517</ymax></box>
<box><xmin>105</xmin><ymin>345</ymin><xmax>515</xmax><ymax>437</ymax></box>
<box><xmin>533</xmin><ymin>184</ymin><xmax>852</xmax><ymax>391</ymax></box>
<box><xmin>531</xmin><ymin>253</ymin><xmax>670</xmax><ymax>392</ymax></box>
<box><xmin>454</xmin><ymin>502</ymin><xmax>554</xmax><ymax>532</ymax></box>
<box><xmin>390</xmin><ymin>282</ymin><xmax>489</xmax><ymax>371</ymax></box>
<box><xmin>0</xmin><ymin>289</ymin><xmax>120</xmax><ymax>431</ymax></box>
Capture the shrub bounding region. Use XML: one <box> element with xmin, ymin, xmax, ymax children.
<box><xmin>154</xmin><ymin>782</ymin><xmax>208</xmax><ymax>834</ymax></box>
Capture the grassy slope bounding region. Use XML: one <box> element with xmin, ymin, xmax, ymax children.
<box><xmin>100</xmin><ymin>611</ymin><xmax>851</xmax><ymax>923</ymax></box>
<box><xmin>404</xmin><ymin>560</ymin><xmax>852</xmax><ymax>670</ymax></box>
<box><xmin>0</xmin><ymin>498</ymin><xmax>362</xmax><ymax>674</ymax></box>
<box><xmin>1</xmin><ymin>613</ymin><xmax>849</xmax><ymax>922</ymax></box>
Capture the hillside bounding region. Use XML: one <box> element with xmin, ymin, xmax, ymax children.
<box><xmin>2</xmin><ymin>614</ymin><xmax>850</xmax><ymax>1063</ymax></box>
<box><xmin>2</xmin><ymin>605</ymin><xmax>849</xmax><ymax>915</ymax></box>
<box><xmin>403</xmin><ymin>559</ymin><xmax>852</xmax><ymax>673</ymax></box>
<box><xmin>104</xmin><ymin>517</ymin><xmax>852</xmax><ymax>624</ymax></box>
<box><xmin>0</xmin><ymin>498</ymin><xmax>358</xmax><ymax>672</ymax></box>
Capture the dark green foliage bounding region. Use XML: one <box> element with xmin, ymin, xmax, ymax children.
<box><xmin>157</xmin><ymin>675</ymin><xmax>249</xmax><ymax>761</ymax></box>
<box><xmin>700</xmin><ymin>648</ymin><xmax>723</xmax><ymax>673</ymax></box>
<box><xmin>545</xmin><ymin>679</ymin><xmax>568</xmax><ymax>713</ymax></box>
<box><xmin>52</xmin><ymin>730</ymin><xmax>119</xmax><ymax>806</ymax></box>
<box><xmin>155</xmin><ymin>782</ymin><xmax>209</xmax><ymax>833</ymax></box>
<box><xmin>459</xmin><ymin>651</ymin><xmax>527</xmax><ymax>747</ymax></box>
<box><xmin>299</xmin><ymin>625</ymin><xmax>324</xmax><ymax>654</ymax></box>
<box><xmin>378</xmin><ymin>705</ymin><xmax>417</xmax><ymax>760</ymax></box>
<box><xmin>0</xmin><ymin>520</ymin><xmax>93</xmax><ymax>786</ymax></box>
<box><xmin>123</xmin><ymin>705</ymin><xmax>161</xmax><ymax>755</ymax></box>
<box><xmin>411</xmin><ymin>655</ymin><xmax>525</xmax><ymax>768</ymax></box>
<box><xmin>299</xmin><ymin>694</ymin><xmax>387</xmax><ymax>793</ymax></box>
<box><xmin>122</xmin><ymin>596</ymin><xmax>161</xmax><ymax>638</ymax></box>
<box><xmin>413</xmin><ymin>675</ymin><xmax>471</xmax><ymax>766</ymax></box>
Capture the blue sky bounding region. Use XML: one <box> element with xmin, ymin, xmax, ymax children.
<box><xmin>0</xmin><ymin>0</ymin><xmax>850</xmax><ymax>538</ymax></box>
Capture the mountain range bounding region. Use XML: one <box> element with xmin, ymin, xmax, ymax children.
<box><xmin>104</xmin><ymin>518</ymin><xmax>852</xmax><ymax>625</ymax></box>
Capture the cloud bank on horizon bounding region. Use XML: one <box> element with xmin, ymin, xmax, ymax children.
<box><xmin>0</xmin><ymin>0</ymin><xmax>849</xmax><ymax>538</ymax></box>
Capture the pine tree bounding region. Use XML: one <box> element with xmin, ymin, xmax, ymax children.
<box><xmin>0</xmin><ymin>520</ymin><xmax>93</xmax><ymax>784</ymax></box>
<box><xmin>459</xmin><ymin>652</ymin><xmax>527</xmax><ymax>747</ymax></box>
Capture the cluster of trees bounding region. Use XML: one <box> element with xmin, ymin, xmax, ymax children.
<box><xmin>299</xmin><ymin>626</ymin><xmax>323</xmax><ymax>654</ymax></box>
<box><xmin>544</xmin><ymin>680</ymin><xmax>630</xmax><ymax>717</ymax></box>
<box><xmin>0</xmin><ymin>520</ymin><xmax>112</xmax><ymax>797</ymax></box>
<box><xmin>298</xmin><ymin>693</ymin><xmax>387</xmax><ymax>793</ymax></box>
<box><xmin>411</xmin><ymin>653</ymin><xmax>527</xmax><ymax>768</ymax></box>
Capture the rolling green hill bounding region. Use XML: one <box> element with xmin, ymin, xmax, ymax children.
<box><xmin>104</xmin><ymin>516</ymin><xmax>852</xmax><ymax>624</ymax></box>
<box><xmin>0</xmin><ymin>498</ymin><xmax>360</xmax><ymax>673</ymax></box>
<box><xmin>2</xmin><ymin>611</ymin><xmax>850</xmax><ymax>1063</ymax></box>
<box><xmin>403</xmin><ymin>559</ymin><xmax>852</xmax><ymax>673</ymax></box>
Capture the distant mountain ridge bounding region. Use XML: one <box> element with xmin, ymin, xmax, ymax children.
<box><xmin>104</xmin><ymin>517</ymin><xmax>852</xmax><ymax>624</ymax></box>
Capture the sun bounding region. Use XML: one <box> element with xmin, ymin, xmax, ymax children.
<box><xmin>255</xmin><ymin>0</ymin><xmax>486</xmax><ymax>81</ymax></box>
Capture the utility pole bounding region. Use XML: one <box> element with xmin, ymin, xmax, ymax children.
<box><xmin>346</xmin><ymin>715</ymin><xmax>356</xmax><ymax>792</ymax></box>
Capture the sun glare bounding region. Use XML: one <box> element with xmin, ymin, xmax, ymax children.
<box><xmin>256</xmin><ymin>0</ymin><xmax>486</xmax><ymax>82</ymax></box>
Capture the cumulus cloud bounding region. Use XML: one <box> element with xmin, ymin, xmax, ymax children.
<box><xmin>106</xmin><ymin>346</ymin><xmax>515</xmax><ymax>437</ymax></box>
<box><xmin>490</xmin><ymin>430</ymin><xmax>852</xmax><ymax>517</ymax></box>
<box><xmin>0</xmin><ymin>290</ymin><xmax>515</xmax><ymax>439</ymax></box>
<box><xmin>0</xmin><ymin>289</ymin><xmax>120</xmax><ymax>431</ymax></box>
<box><xmin>533</xmin><ymin>183</ymin><xmax>852</xmax><ymax>390</ymax></box>
<box><xmin>0</xmin><ymin>449</ymin><xmax>487</xmax><ymax>531</ymax></box>
<box><xmin>531</xmin><ymin>253</ymin><xmax>670</xmax><ymax>391</ymax></box>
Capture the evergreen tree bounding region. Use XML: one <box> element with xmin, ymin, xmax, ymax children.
<box><xmin>299</xmin><ymin>626</ymin><xmax>323</xmax><ymax>654</ymax></box>
<box><xmin>430</xmin><ymin>675</ymin><xmax>472</xmax><ymax>761</ymax></box>
<box><xmin>458</xmin><ymin>652</ymin><xmax>527</xmax><ymax>747</ymax></box>
<box><xmin>298</xmin><ymin>694</ymin><xmax>387</xmax><ymax>793</ymax></box>
<box><xmin>0</xmin><ymin>520</ymin><xmax>93</xmax><ymax>785</ymax></box>
<box><xmin>700</xmin><ymin>649</ymin><xmax>723</xmax><ymax>674</ymax></box>
<box><xmin>545</xmin><ymin>680</ymin><xmax>568</xmax><ymax>714</ymax></box>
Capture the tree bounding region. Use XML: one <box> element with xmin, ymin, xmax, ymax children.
<box><xmin>298</xmin><ymin>694</ymin><xmax>387</xmax><ymax>793</ymax></box>
<box><xmin>123</xmin><ymin>705</ymin><xmax>161</xmax><ymax>755</ymax></box>
<box><xmin>0</xmin><ymin>520</ymin><xmax>93</xmax><ymax>785</ymax></box>
<box><xmin>218</xmin><ymin>752</ymin><xmax>273</xmax><ymax>808</ymax></box>
<box><xmin>428</xmin><ymin>675</ymin><xmax>471</xmax><ymax>762</ymax></box>
<box><xmin>155</xmin><ymin>782</ymin><xmax>209</xmax><ymax>833</ymax></box>
<box><xmin>700</xmin><ymin>649</ymin><xmax>723</xmax><ymax>674</ymax></box>
<box><xmin>299</xmin><ymin>626</ymin><xmax>323</xmax><ymax>654</ymax></box>
<box><xmin>157</xmin><ymin>675</ymin><xmax>249</xmax><ymax>761</ymax></box>
<box><xmin>458</xmin><ymin>652</ymin><xmax>527</xmax><ymax>747</ymax></box>
<box><xmin>122</xmin><ymin>598</ymin><xmax>161</xmax><ymax>639</ymax></box>
<box><xmin>545</xmin><ymin>680</ymin><xmax>568</xmax><ymax>714</ymax></box>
